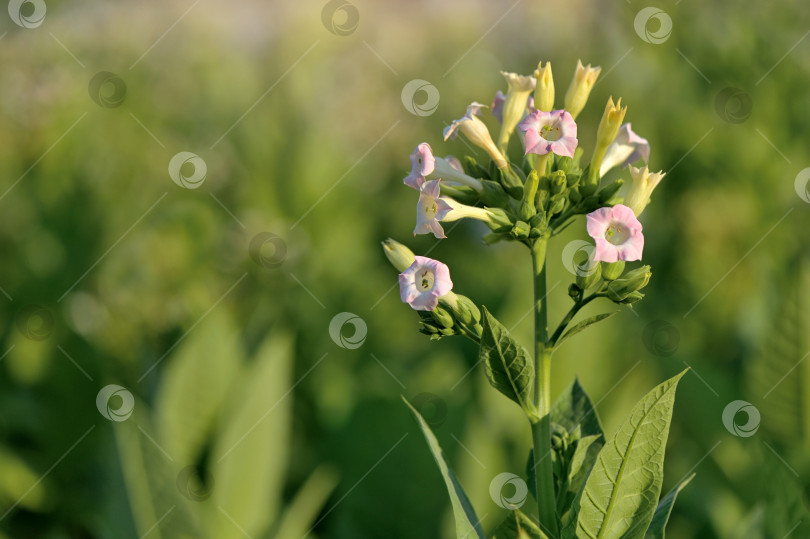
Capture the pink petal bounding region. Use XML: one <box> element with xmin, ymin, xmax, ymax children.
<box><xmin>403</xmin><ymin>174</ymin><xmax>425</xmax><ymax>190</ymax></box>
<box><xmin>610</xmin><ymin>204</ymin><xmax>643</xmax><ymax>230</ymax></box>
<box><xmin>586</xmin><ymin>207</ymin><xmax>612</xmax><ymax>238</ymax></box>
<box><xmin>592</xmin><ymin>238</ymin><xmax>618</xmax><ymax>263</ymax></box>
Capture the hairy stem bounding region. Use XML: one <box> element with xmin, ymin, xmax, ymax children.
<box><xmin>531</xmin><ymin>238</ymin><xmax>559</xmax><ymax>536</ymax></box>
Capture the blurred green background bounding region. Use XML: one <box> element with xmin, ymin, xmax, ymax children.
<box><xmin>0</xmin><ymin>0</ymin><xmax>809</xmax><ymax>537</ymax></box>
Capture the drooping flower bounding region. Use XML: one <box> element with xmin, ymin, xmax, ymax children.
<box><xmin>496</xmin><ymin>71</ymin><xmax>537</xmax><ymax>150</ymax></box>
<box><xmin>403</xmin><ymin>142</ymin><xmax>436</xmax><ymax>189</ymax></box>
<box><xmin>444</xmin><ymin>102</ymin><xmax>508</xmax><ymax>169</ymax></box>
<box><xmin>586</xmin><ymin>204</ymin><xmax>644</xmax><ymax>262</ymax></box>
<box><xmin>624</xmin><ymin>166</ymin><xmax>665</xmax><ymax>216</ymax></box>
<box><xmin>533</xmin><ymin>61</ymin><xmax>554</xmax><ymax>112</ymax></box>
<box><xmin>564</xmin><ymin>59</ymin><xmax>601</xmax><ymax>119</ymax></box>
<box><xmin>599</xmin><ymin>123</ymin><xmax>650</xmax><ymax>177</ymax></box>
<box><xmin>518</xmin><ymin>109</ymin><xmax>578</xmax><ymax>158</ymax></box>
<box><xmin>404</xmin><ymin>144</ymin><xmax>483</xmax><ymax>192</ymax></box>
<box><xmin>414</xmin><ymin>179</ymin><xmax>497</xmax><ymax>239</ymax></box>
<box><xmin>399</xmin><ymin>256</ymin><xmax>454</xmax><ymax>311</ymax></box>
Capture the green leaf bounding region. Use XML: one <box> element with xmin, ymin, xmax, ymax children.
<box><xmin>271</xmin><ymin>465</ymin><xmax>339</xmax><ymax>539</ymax></box>
<box><xmin>403</xmin><ymin>396</ymin><xmax>485</xmax><ymax>539</ymax></box>
<box><xmin>642</xmin><ymin>473</ymin><xmax>694</xmax><ymax>539</ymax></box>
<box><xmin>208</xmin><ymin>331</ymin><xmax>295</xmax><ymax>538</ymax></box>
<box><xmin>563</xmin><ymin>370</ymin><xmax>686</xmax><ymax>539</ymax></box>
<box><xmin>556</xmin><ymin>312</ymin><xmax>619</xmax><ymax>348</ymax></box>
<box><xmin>114</xmin><ymin>401</ymin><xmax>199</xmax><ymax>539</ymax></box>
<box><xmin>559</xmin><ymin>435</ymin><xmax>604</xmax><ymax>517</ymax></box>
<box><xmin>155</xmin><ymin>310</ymin><xmax>242</xmax><ymax>466</ymax></box>
<box><xmin>491</xmin><ymin>509</ymin><xmax>549</xmax><ymax>539</ymax></box>
<box><xmin>551</xmin><ymin>378</ymin><xmax>604</xmax><ymax>439</ymax></box>
<box><xmin>480</xmin><ymin>307</ymin><xmax>536</xmax><ymax>416</ymax></box>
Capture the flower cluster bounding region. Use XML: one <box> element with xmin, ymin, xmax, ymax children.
<box><xmin>386</xmin><ymin>58</ymin><xmax>666</xmax><ymax>322</ymax></box>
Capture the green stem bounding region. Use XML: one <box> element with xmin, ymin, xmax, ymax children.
<box><xmin>549</xmin><ymin>294</ymin><xmax>599</xmax><ymax>347</ymax></box>
<box><xmin>530</xmin><ymin>239</ymin><xmax>559</xmax><ymax>537</ymax></box>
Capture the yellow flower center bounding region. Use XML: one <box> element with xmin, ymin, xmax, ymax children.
<box><xmin>605</xmin><ymin>221</ymin><xmax>629</xmax><ymax>245</ymax></box>
<box><xmin>541</xmin><ymin>122</ymin><xmax>562</xmax><ymax>141</ymax></box>
<box><xmin>419</xmin><ymin>269</ymin><xmax>435</xmax><ymax>291</ymax></box>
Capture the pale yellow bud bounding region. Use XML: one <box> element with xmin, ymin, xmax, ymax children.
<box><xmin>624</xmin><ymin>165</ymin><xmax>665</xmax><ymax>216</ymax></box>
<box><xmin>564</xmin><ymin>60</ymin><xmax>601</xmax><ymax>119</ymax></box>
<box><xmin>533</xmin><ymin>61</ymin><xmax>555</xmax><ymax>112</ymax></box>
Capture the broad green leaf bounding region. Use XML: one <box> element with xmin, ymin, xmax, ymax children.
<box><xmin>403</xmin><ymin>396</ymin><xmax>485</xmax><ymax>539</ymax></box>
<box><xmin>643</xmin><ymin>473</ymin><xmax>694</xmax><ymax>539</ymax></box>
<box><xmin>155</xmin><ymin>310</ymin><xmax>242</xmax><ymax>466</ymax></box>
<box><xmin>208</xmin><ymin>332</ymin><xmax>295</xmax><ymax>539</ymax></box>
<box><xmin>563</xmin><ymin>370</ymin><xmax>686</xmax><ymax>539</ymax></box>
<box><xmin>556</xmin><ymin>312</ymin><xmax>619</xmax><ymax>348</ymax></box>
<box><xmin>272</xmin><ymin>465</ymin><xmax>338</xmax><ymax>539</ymax></box>
<box><xmin>480</xmin><ymin>307</ymin><xmax>536</xmax><ymax>415</ymax></box>
<box><xmin>114</xmin><ymin>401</ymin><xmax>199</xmax><ymax>539</ymax></box>
<box><xmin>551</xmin><ymin>379</ymin><xmax>604</xmax><ymax>439</ymax></box>
<box><xmin>559</xmin><ymin>435</ymin><xmax>604</xmax><ymax>517</ymax></box>
<box><xmin>491</xmin><ymin>509</ymin><xmax>549</xmax><ymax>539</ymax></box>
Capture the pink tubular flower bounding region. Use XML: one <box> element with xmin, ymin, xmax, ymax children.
<box><xmin>586</xmin><ymin>204</ymin><xmax>644</xmax><ymax>262</ymax></box>
<box><xmin>598</xmin><ymin>123</ymin><xmax>650</xmax><ymax>178</ymax></box>
<box><xmin>518</xmin><ymin>109</ymin><xmax>578</xmax><ymax>158</ymax></box>
<box><xmin>414</xmin><ymin>179</ymin><xmax>454</xmax><ymax>239</ymax></box>
<box><xmin>404</xmin><ymin>142</ymin><xmax>436</xmax><ymax>190</ymax></box>
<box><xmin>399</xmin><ymin>256</ymin><xmax>454</xmax><ymax>311</ymax></box>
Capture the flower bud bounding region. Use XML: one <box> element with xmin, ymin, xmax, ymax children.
<box><xmin>564</xmin><ymin>60</ymin><xmax>601</xmax><ymax>119</ymax></box>
<box><xmin>533</xmin><ymin>61</ymin><xmax>555</xmax><ymax>112</ymax></box>
<box><xmin>431</xmin><ymin>305</ymin><xmax>455</xmax><ymax>328</ymax></box>
<box><xmin>444</xmin><ymin>103</ymin><xmax>508</xmax><ymax>169</ymax></box>
<box><xmin>624</xmin><ymin>166</ymin><xmax>665</xmax><ymax>217</ymax></box>
<box><xmin>575</xmin><ymin>265</ymin><xmax>601</xmax><ymax>290</ymax></box>
<box><xmin>607</xmin><ymin>266</ymin><xmax>651</xmax><ymax>301</ymax></box>
<box><xmin>511</xmin><ymin>220</ymin><xmax>531</xmax><ymax>239</ymax></box>
<box><xmin>568</xmin><ymin>283</ymin><xmax>583</xmax><ymax>302</ymax></box>
<box><xmin>587</xmin><ymin>97</ymin><xmax>628</xmax><ymax>186</ymax></box>
<box><xmin>519</xmin><ymin>171</ymin><xmax>540</xmax><ymax>221</ymax></box>
<box><xmin>382</xmin><ymin>238</ymin><xmax>416</xmax><ymax>272</ymax></box>
<box><xmin>497</xmin><ymin>71</ymin><xmax>537</xmax><ymax>151</ymax></box>
<box><xmin>601</xmin><ymin>261</ymin><xmax>625</xmax><ymax>281</ymax></box>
